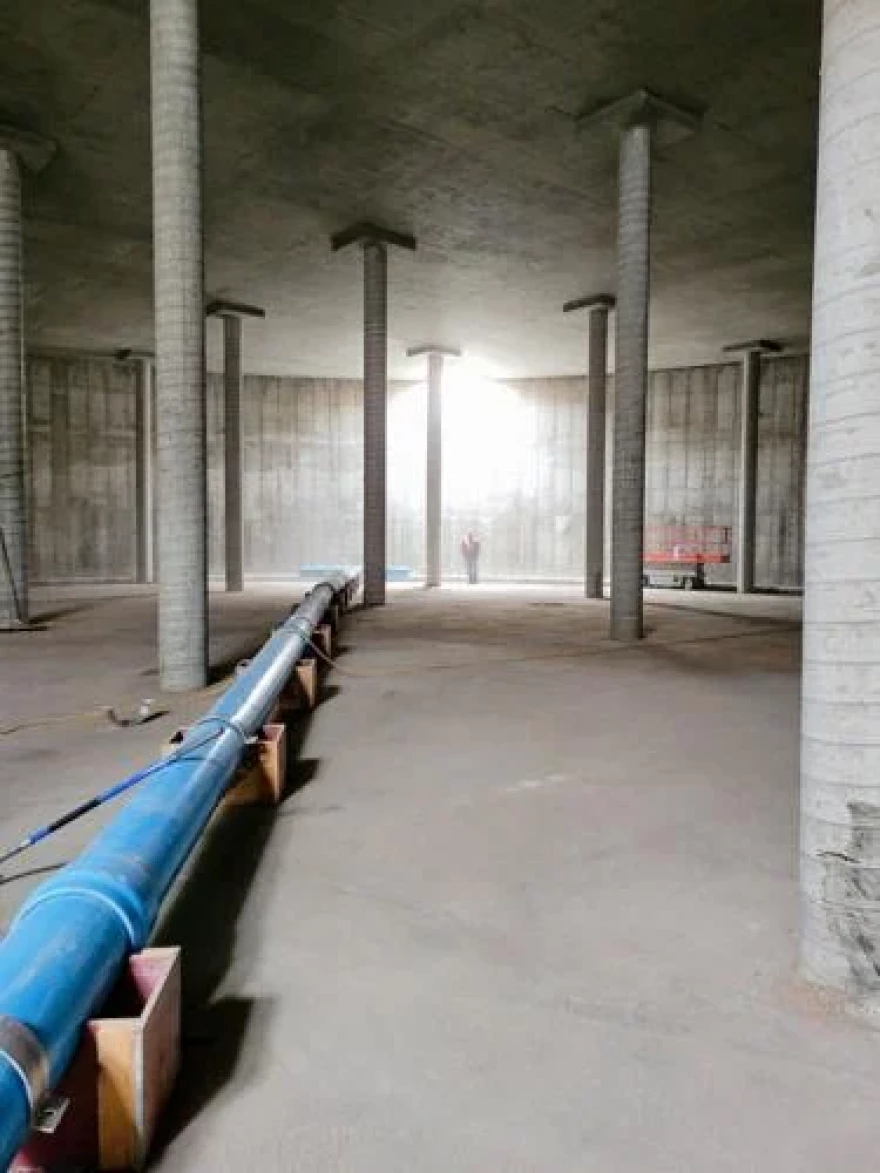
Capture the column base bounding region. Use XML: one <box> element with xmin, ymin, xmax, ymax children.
<box><xmin>610</xmin><ymin>615</ymin><xmax>644</xmax><ymax>642</ymax></box>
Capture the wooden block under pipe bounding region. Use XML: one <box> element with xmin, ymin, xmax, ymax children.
<box><xmin>223</xmin><ymin>722</ymin><xmax>287</xmax><ymax>807</ymax></box>
<box><xmin>13</xmin><ymin>948</ymin><xmax>181</xmax><ymax>1173</ymax></box>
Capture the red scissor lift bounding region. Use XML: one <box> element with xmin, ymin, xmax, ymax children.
<box><xmin>642</xmin><ymin>524</ymin><xmax>732</xmax><ymax>590</ymax></box>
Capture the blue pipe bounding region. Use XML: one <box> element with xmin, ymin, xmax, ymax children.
<box><xmin>0</xmin><ymin>575</ymin><xmax>354</xmax><ymax>1166</ymax></box>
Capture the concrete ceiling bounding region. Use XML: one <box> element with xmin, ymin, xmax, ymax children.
<box><xmin>1</xmin><ymin>0</ymin><xmax>821</xmax><ymax>378</ymax></box>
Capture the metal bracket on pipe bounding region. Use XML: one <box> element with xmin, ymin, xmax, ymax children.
<box><xmin>33</xmin><ymin>1092</ymin><xmax>70</xmax><ymax>1134</ymax></box>
<box><xmin>0</xmin><ymin>1015</ymin><xmax>49</xmax><ymax>1115</ymax></box>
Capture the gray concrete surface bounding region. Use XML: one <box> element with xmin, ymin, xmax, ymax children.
<box><xmin>1</xmin><ymin>0</ymin><xmax>818</xmax><ymax>377</ymax></box>
<box><xmin>3</xmin><ymin>584</ymin><xmax>880</xmax><ymax>1169</ymax></box>
<box><xmin>610</xmin><ymin>118</ymin><xmax>652</xmax><ymax>641</ymax></box>
<box><xmin>26</xmin><ymin>353</ymin><xmax>809</xmax><ymax>591</ymax></box>
<box><xmin>799</xmin><ymin>0</ymin><xmax>880</xmax><ymax>1003</ymax></box>
<box><xmin>151</xmin><ymin>0</ymin><xmax>209</xmax><ymax>691</ymax></box>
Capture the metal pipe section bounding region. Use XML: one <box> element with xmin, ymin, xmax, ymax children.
<box><xmin>0</xmin><ymin>573</ymin><xmax>355</xmax><ymax>1165</ymax></box>
<box><xmin>425</xmin><ymin>351</ymin><xmax>443</xmax><ymax>589</ymax></box>
<box><xmin>585</xmin><ymin>306</ymin><xmax>610</xmax><ymax>599</ymax></box>
<box><xmin>363</xmin><ymin>240</ymin><xmax>388</xmax><ymax>607</ymax></box>
<box><xmin>224</xmin><ymin>314</ymin><xmax>244</xmax><ymax>593</ymax></box>
<box><xmin>0</xmin><ymin>147</ymin><xmax>26</xmax><ymax>629</ymax></box>
<box><xmin>610</xmin><ymin>121</ymin><xmax>652</xmax><ymax>642</ymax></box>
<box><xmin>151</xmin><ymin>0</ymin><xmax>208</xmax><ymax>689</ymax></box>
<box><xmin>736</xmin><ymin>349</ymin><xmax>761</xmax><ymax>595</ymax></box>
<box><xmin>801</xmin><ymin>0</ymin><xmax>880</xmax><ymax>1004</ymax></box>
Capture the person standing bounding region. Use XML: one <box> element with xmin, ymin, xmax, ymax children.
<box><xmin>461</xmin><ymin>530</ymin><xmax>481</xmax><ymax>584</ymax></box>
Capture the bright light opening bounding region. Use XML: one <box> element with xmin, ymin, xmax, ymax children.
<box><xmin>442</xmin><ymin>365</ymin><xmax>532</xmax><ymax>511</ymax></box>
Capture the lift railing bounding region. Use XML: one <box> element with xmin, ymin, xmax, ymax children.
<box><xmin>0</xmin><ymin>572</ymin><xmax>358</xmax><ymax>1166</ymax></box>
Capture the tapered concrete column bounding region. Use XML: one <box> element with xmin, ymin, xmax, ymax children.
<box><xmin>207</xmin><ymin>300</ymin><xmax>265</xmax><ymax>593</ymax></box>
<box><xmin>425</xmin><ymin>352</ymin><xmax>442</xmax><ymax>587</ymax></box>
<box><xmin>724</xmin><ymin>339</ymin><xmax>781</xmax><ymax>594</ymax></box>
<box><xmin>363</xmin><ymin>241</ymin><xmax>388</xmax><ymax>606</ymax></box>
<box><xmin>222</xmin><ymin>315</ymin><xmax>243</xmax><ymax>592</ymax></box>
<box><xmin>578</xmin><ymin>91</ymin><xmax>700</xmax><ymax>642</ymax></box>
<box><xmin>151</xmin><ymin>0</ymin><xmax>207</xmax><ymax>690</ymax></box>
<box><xmin>611</xmin><ymin>122</ymin><xmax>652</xmax><ymax>641</ymax></box>
<box><xmin>0</xmin><ymin>150</ymin><xmax>25</xmax><ymax>628</ymax></box>
<box><xmin>408</xmin><ymin>344</ymin><xmax>461</xmax><ymax>589</ymax></box>
<box><xmin>332</xmin><ymin>222</ymin><xmax>416</xmax><ymax>607</ymax></box>
<box><xmin>737</xmin><ymin>349</ymin><xmax>760</xmax><ymax>594</ymax></box>
<box><xmin>801</xmin><ymin>0</ymin><xmax>880</xmax><ymax>1005</ymax></box>
<box><xmin>0</xmin><ymin>128</ymin><xmax>54</xmax><ymax>630</ymax></box>
<box><xmin>564</xmin><ymin>295</ymin><xmax>615</xmax><ymax>599</ymax></box>
<box><xmin>134</xmin><ymin>357</ymin><xmax>155</xmax><ymax>584</ymax></box>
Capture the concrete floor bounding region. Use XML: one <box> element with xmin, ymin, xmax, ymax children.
<box><xmin>3</xmin><ymin>584</ymin><xmax>880</xmax><ymax>1170</ymax></box>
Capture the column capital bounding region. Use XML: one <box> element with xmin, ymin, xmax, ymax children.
<box><xmin>116</xmin><ymin>348</ymin><xmax>155</xmax><ymax>363</ymax></box>
<box><xmin>331</xmin><ymin>221</ymin><xmax>417</xmax><ymax>253</ymax></box>
<box><xmin>0</xmin><ymin>124</ymin><xmax>56</xmax><ymax>173</ymax></box>
<box><xmin>406</xmin><ymin>344</ymin><xmax>462</xmax><ymax>359</ymax></box>
<box><xmin>722</xmin><ymin>338</ymin><xmax>783</xmax><ymax>356</ymax></box>
<box><xmin>205</xmin><ymin>298</ymin><xmax>265</xmax><ymax>319</ymax></box>
<box><xmin>563</xmin><ymin>294</ymin><xmax>616</xmax><ymax>315</ymax></box>
<box><xmin>576</xmin><ymin>89</ymin><xmax>702</xmax><ymax>145</ymax></box>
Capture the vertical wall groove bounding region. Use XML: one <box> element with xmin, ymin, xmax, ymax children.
<box><xmin>150</xmin><ymin>0</ymin><xmax>208</xmax><ymax>689</ymax></box>
<box><xmin>801</xmin><ymin>0</ymin><xmax>880</xmax><ymax>1002</ymax></box>
<box><xmin>611</xmin><ymin>122</ymin><xmax>652</xmax><ymax>641</ymax></box>
<box><xmin>363</xmin><ymin>240</ymin><xmax>388</xmax><ymax>606</ymax></box>
<box><xmin>0</xmin><ymin>149</ymin><xmax>26</xmax><ymax>626</ymax></box>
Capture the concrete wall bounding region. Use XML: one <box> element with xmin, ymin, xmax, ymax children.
<box><xmin>28</xmin><ymin>355</ymin><xmax>138</xmax><ymax>582</ymax></box>
<box><xmin>644</xmin><ymin>364</ymin><xmax>740</xmax><ymax>587</ymax></box>
<box><xmin>27</xmin><ymin>354</ymin><xmax>808</xmax><ymax>590</ymax></box>
<box><xmin>436</xmin><ymin>376</ymin><xmax>587</xmax><ymax>581</ymax></box>
<box><xmin>206</xmin><ymin>374</ymin><xmax>364</xmax><ymax>579</ymax></box>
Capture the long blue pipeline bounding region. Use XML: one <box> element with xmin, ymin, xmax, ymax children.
<box><xmin>0</xmin><ymin>575</ymin><xmax>354</xmax><ymax>1166</ymax></box>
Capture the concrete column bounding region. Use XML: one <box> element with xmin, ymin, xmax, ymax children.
<box><xmin>0</xmin><ymin>149</ymin><xmax>25</xmax><ymax>628</ymax></box>
<box><xmin>425</xmin><ymin>351</ymin><xmax>442</xmax><ymax>588</ymax></box>
<box><xmin>564</xmin><ymin>295</ymin><xmax>615</xmax><ymax>599</ymax></box>
<box><xmin>724</xmin><ymin>339</ymin><xmax>781</xmax><ymax>595</ymax></box>
<box><xmin>407</xmin><ymin>344</ymin><xmax>461</xmax><ymax>588</ymax></box>
<box><xmin>577</xmin><ymin>91</ymin><xmax>699</xmax><ymax>640</ymax></box>
<box><xmin>150</xmin><ymin>0</ymin><xmax>207</xmax><ymax>690</ymax></box>
<box><xmin>331</xmin><ymin>222</ymin><xmax>416</xmax><ymax>608</ymax></box>
<box><xmin>206</xmin><ymin>299</ymin><xmax>265</xmax><ymax>594</ymax></box>
<box><xmin>610</xmin><ymin>121</ymin><xmax>652</xmax><ymax>641</ymax></box>
<box><xmin>223</xmin><ymin>314</ymin><xmax>244</xmax><ymax>593</ymax></box>
<box><xmin>0</xmin><ymin>130</ymin><xmax>53</xmax><ymax>629</ymax></box>
<box><xmin>801</xmin><ymin>0</ymin><xmax>880</xmax><ymax>1005</ymax></box>
<box><xmin>587</xmin><ymin>307</ymin><xmax>611</xmax><ymax>599</ymax></box>
<box><xmin>363</xmin><ymin>240</ymin><xmax>388</xmax><ymax>607</ymax></box>
<box><xmin>134</xmin><ymin>357</ymin><xmax>155</xmax><ymax>584</ymax></box>
<box><xmin>737</xmin><ymin>349</ymin><xmax>760</xmax><ymax>594</ymax></box>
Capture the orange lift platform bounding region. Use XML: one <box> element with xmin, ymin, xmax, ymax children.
<box><xmin>642</xmin><ymin>524</ymin><xmax>732</xmax><ymax>590</ymax></box>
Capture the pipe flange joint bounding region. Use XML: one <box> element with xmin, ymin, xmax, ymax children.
<box><xmin>0</xmin><ymin>1015</ymin><xmax>49</xmax><ymax>1115</ymax></box>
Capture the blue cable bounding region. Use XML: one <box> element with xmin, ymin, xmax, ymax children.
<box><xmin>0</xmin><ymin>727</ymin><xmax>225</xmax><ymax>873</ymax></box>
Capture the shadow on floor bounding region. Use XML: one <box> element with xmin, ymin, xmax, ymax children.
<box><xmin>150</xmin><ymin>676</ymin><xmax>331</xmax><ymax>1154</ymax></box>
